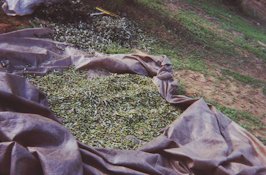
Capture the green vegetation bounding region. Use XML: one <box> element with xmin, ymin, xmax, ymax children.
<box><xmin>222</xmin><ymin>69</ymin><xmax>266</xmax><ymax>94</ymax></box>
<box><xmin>216</xmin><ymin>104</ymin><xmax>264</xmax><ymax>130</ymax></box>
<box><xmin>209</xmin><ymin>102</ymin><xmax>266</xmax><ymax>144</ymax></box>
<box><xmin>135</xmin><ymin>0</ymin><xmax>266</xmax><ymax>61</ymax></box>
<box><xmin>222</xmin><ymin>69</ymin><xmax>262</xmax><ymax>86</ymax></box>
<box><xmin>182</xmin><ymin>0</ymin><xmax>266</xmax><ymax>61</ymax></box>
<box><xmin>150</xmin><ymin>43</ymin><xmax>208</xmax><ymax>73</ymax></box>
<box><xmin>134</xmin><ymin>0</ymin><xmax>235</xmax><ymax>56</ymax></box>
<box><xmin>28</xmin><ymin>69</ymin><xmax>181</xmax><ymax>149</ymax></box>
<box><xmin>177</xmin><ymin>10</ymin><xmax>236</xmax><ymax>56</ymax></box>
<box><xmin>186</xmin><ymin>0</ymin><xmax>266</xmax><ymax>41</ymax></box>
<box><xmin>105</xmin><ymin>43</ymin><xmax>131</xmax><ymax>54</ymax></box>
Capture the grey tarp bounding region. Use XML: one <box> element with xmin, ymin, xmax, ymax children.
<box><xmin>2</xmin><ymin>0</ymin><xmax>61</xmax><ymax>16</ymax></box>
<box><xmin>0</xmin><ymin>28</ymin><xmax>265</xmax><ymax>175</ymax></box>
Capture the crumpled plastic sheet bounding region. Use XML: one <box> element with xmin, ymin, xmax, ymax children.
<box><xmin>2</xmin><ymin>0</ymin><xmax>61</xmax><ymax>16</ymax></box>
<box><xmin>0</xmin><ymin>28</ymin><xmax>266</xmax><ymax>175</ymax></box>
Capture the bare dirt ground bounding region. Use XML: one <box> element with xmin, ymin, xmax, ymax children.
<box><xmin>209</xmin><ymin>50</ymin><xmax>266</xmax><ymax>82</ymax></box>
<box><xmin>174</xmin><ymin>70</ymin><xmax>266</xmax><ymax>120</ymax></box>
<box><xmin>174</xmin><ymin>69</ymin><xmax>266</xmax><ymax>141</ymax></box>
<box><xmin>0</xmin><ymin>11</ymin><xmax>29</xmax><ymax>33</ymax></box>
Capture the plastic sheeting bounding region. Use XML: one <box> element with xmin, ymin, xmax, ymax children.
<box><xmin>0</xmin><ymin>28</ymin><xmax>266</xmax><ymax>175</ymax></box>
<box><xmin>2</xmin><ymin>0</ymin><xmax>61</xmax><ymax>16</ymax></box>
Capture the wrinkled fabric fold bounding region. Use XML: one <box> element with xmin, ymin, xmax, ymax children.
<box><xmin>0</xmin><ymin>28</ymin><xmax>265</xmax><ymax>175</ymax></box>
<box><xmin>2</xmin><ymin>0</ymin><xmax>62</xmax><ymax>16</ymax></box>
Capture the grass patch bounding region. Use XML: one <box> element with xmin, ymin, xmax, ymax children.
<box><xmin>177</xmin><ymin>10</ymin><xmax>236</xmax><ymax>56</ymax></box>
<box><xmin>263</xmin><ymin>87</ymin><xmax>266</xmax><ymax>96</ymax></box>
<box><xmin>222</xmin><ymin>69</ymin><xmax>266</xmax><ymax>92</ymax></box>
<box><xmin>208</xmin><ymin>101</ymin><xmax>266</xmax><ymax>144</ymax></box>
<box><xmin>105</xmin><ymin>43</ymin><xmax>131</xmax><ymax>54</ymax></box>
<box><xmin>150</xmin><ymin>42</ymin><xmax>208</xmax><ymax>73</ymax></box>
<box><xmin>134</xmin><ymin>0</ymin><xmax>238</xmax><ymax>56</ymax></box>
<box><xmin>182</xmin><ymin>0</ymin><xmax>266</xmax><ymax>61</ymax></box>
<box><xmin>216</xmin><ymin>105</ymin><xmax>263</xmax><ymax>130</ymax></box>
<box><xmin>135</xmin><ymin>0</ymin><xmax>266</xmax><ymax>61</ymax></box>
<box><xmin>187</xmin><ymin>0</ymin><xmax>266</xmax><ymax>41</ymax></box>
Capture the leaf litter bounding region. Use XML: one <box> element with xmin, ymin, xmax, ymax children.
<box><xmin>28</xmin><ymin>69</ymin><xmax>181</xmax><ymax>150</ymax></box>
<box><xmin>31</xmin><ymin>0</ymin><xmax>156</xmax><ymax>53</ymax></box>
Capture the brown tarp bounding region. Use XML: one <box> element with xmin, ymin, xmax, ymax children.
<box><xmin>0</xmin><ymin>28</ymin><xmax>265</xmax><ymax>175</ymax></box>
